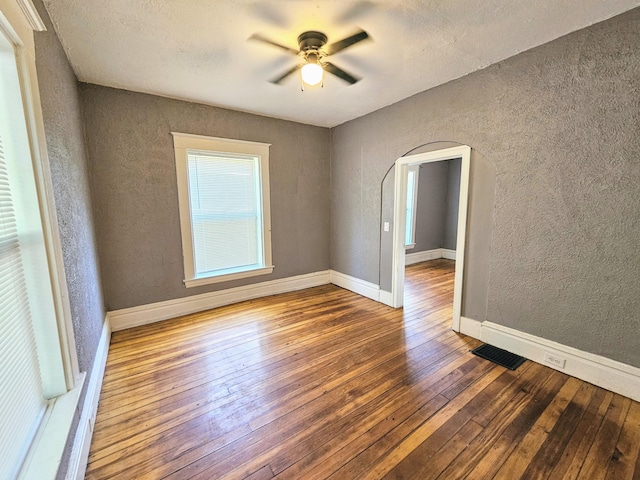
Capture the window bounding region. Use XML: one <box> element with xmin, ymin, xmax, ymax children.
<box><xmin>172</xmin><ymin>133</ymin><xmax>273</xmax><ymax>287</ymax></box>
<box><xmin>405</xmin><ymin>165</ymin><xmax>419</xmax><ymax>248</ymax></box>
<box><xmin>0</xmin><ymin>16</ymin><xmax>78</xmax><ymax>478</ymax></box>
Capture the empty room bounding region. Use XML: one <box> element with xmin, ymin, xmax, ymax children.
<box><xmin>1</xmin><ymin>0</ymin><xmax>639</xmax><ymax>479</ymax></box>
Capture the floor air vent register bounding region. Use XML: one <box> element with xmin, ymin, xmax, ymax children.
<box><xmin>471</xmin><ymin>343</ymin><xmax>526</xmax><ymax>370</ymax></box>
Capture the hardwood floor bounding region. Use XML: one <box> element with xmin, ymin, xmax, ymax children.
<box><xmin>86</xmin><ymin>259</ymin><xmax>640</xmax><ymax>479</ymax></box>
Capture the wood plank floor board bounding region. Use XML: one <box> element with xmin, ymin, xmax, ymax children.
<box><xmin>171</xmin><ymin>345</ymin><xmax>480</xmax><ymax>479</ymax></box>
<box><xmin>470</xmin><ymin>361</ymin><xmax>542</xmax><ymax>428</ymax></box>
<box><xmin>490</xmin><ymin>377</ymin><xmax>584</xmax><ymax>480</ymax></box>
<box><xmin>102</xmin><ymin>297</ymin><xmax>384</xmax><ymax>386</ymax></box>
<box><xmin>99</xmin><ymin>344</ymin><xmax>464</xmax><ymax>472</ymax></box>
<box><xmin>274</xmin><ymin>394</ymin><xmax>452</xmax><ymax>480</ymax></box>
<box><xmin>90</xmin><ymin>335</ymin><xmax>465</xmax><ymax>473</ymax></box>
<box><xmin>577</xmin><ymin>393</ymin><xmax>633</xmax><ymax>480</ymax></box>
<box><xmin>95</xmin><ymin>316</ymin><xmax>420</xmax><ymax>428</ymax></box>
<box><xmin>380</xmin><ymin>362</ymin><xmax>540</xmax><ymax>480</ymax></box>
<box><xmin>402</xmin><ymin>419</ymin><xmax>485</xmax><ymax>480</ymax></box>
<box><xmin>108</xmin><ymin>286</ymin><xmax>350</xmax><ymax>345</ymax></box>
<box><xmin>189</xmin><ymin>347</ymin><xmax>485</xmax><ymax>480</ymax></box>
<box><xmin>267</xmin><ymin>355</ymin><xmax>490</xmax><ymax>477</ymax></box>
<box><xmin>555</xmin><ymin>390</ymin><xmax>615</xmax><ymax>480</ymax></box>
<box><xmin>517</xmin><ymin>382</ymin><xmax>597</xmax><ymax>479</ymax></box>
<box><xmin>295</xmin><ymin>360</ymin><xmax>491</xmax><ymax>480</ymax></box>
<box><xmin>103</xmin><ymin>295</ymin><xmax>379</xmax><ymax>384</ymax></box>
<box><xmin>105</xmin><ymin>292</ymin><xmax>444</xmax><ymax>398</ymax></box>
<box><xmin>340</xmin><ymin>366</ymin><xmax>507</xmax><ymax>480</ymax></box>
<box><xmin>605</xmin><ymin>400</ymin><xmax>640</xmax><ymax>479</ymax></box>
<box><xmin>89</xmin><ymin>318</ymin><xmax>470</xmax><ymax>472</ymax></box>
<box><xmin>104</xmin><ymin>304</ymin><xmax>456</xmax><ymax>424</ymax></box>
<box><xmin>97</xmin><ymin>301</ymin><xmax>410</xmax><ymax>417</ymax></box>
<box><xmin>85</xmin><ymin>259</ymin><xmax>640</xmax><ymax>479</ymax></box>
<box><xmin>243</xmin><ymin>465</ymin><xmax>274</xmax><ymax>480</ymax></box>
<box><xmin>227</xmin><ymin>321</ymin><xmax>452</xmax><ymax>397</ymax></box>
<box><xmin>92</xmin><ymin>308</ymin><xmax>454</xmax><ymax>454</ymax></box>
<box><xmin>433</xmin><ymin>371</ymin><xmax>570</xmax><ymax>480</ymax></box>
<box><xmin>245</xmin><ymin>333</ymin><xmax>475</xmax><ymax>431</ymax></box>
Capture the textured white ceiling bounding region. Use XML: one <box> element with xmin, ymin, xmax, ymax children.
<box><xmin>43</xmin><ymin>0</ymin><xmax>639</xmax><ymax>127</ymax></box>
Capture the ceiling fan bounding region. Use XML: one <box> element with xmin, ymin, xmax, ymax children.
<box><xmin>250</xmin><ymin>29</ymin><xmax>370</xmax><ymax>87</ymax></box>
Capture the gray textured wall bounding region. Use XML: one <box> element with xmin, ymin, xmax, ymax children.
<box><xmin>332</xmin><ymin>8</ymin><xmax>640</xmax><ymax>367</ymax></box>
<box><xmin>412</xmin><ymin>161</ymin><xmax>449</xmax><ymax>252</ymax></box>
<box><xmin>79</xmin><ymin>85</ymin><xmax>330</xmax><ymax>310</ymax></box>
<box><xmin>411</xmin><ymin>158</ymin><xmax>461</xmax><ymax>252</ymax></box>
<box><xmin>443</xmin><ymin>158</ymin><xmax>461</xmax><ymax>250</ymax></box>
<box><xmin>378</xmin><ymin>164</ymin><xmax>395</xmax><ymax>292</ymax></box>
<box><xmin>32</xmin><ymin>0</ymin><xmax>106</xmax><ymax>477</ymax></box>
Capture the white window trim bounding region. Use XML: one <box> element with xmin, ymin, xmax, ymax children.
<box><xmin>172</xmin><ymin>133</ymin><xmax>274</xmax><ymax>288</ymax></box>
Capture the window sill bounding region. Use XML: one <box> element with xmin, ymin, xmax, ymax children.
<box><xmin>405</xmin><ymin>243</ymin><xmax>416</xmax><ymax>250</ymax></box>
<box><xmin>184</xmin><ymin>265</ymin><xmax>275</xmax><ymax>288</ymax></box>
<box><xmin>19</xmin><ymin>373</ymin><xmax>86</xmax><ymax>480</ymax></box>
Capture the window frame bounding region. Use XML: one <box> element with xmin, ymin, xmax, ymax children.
<box><xmin>172</xmin><ymin>133</ymin><xmax>274</xmax><ymax>287</ymax></box>
<box><xmin>404</xmin><ymin>165</ymin><xmax>420</xmax><ymax>249</ymax></box>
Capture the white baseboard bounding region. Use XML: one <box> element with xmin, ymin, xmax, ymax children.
<box><xmin>65</xmin><ymin>316</ymin><xmax>111</xmax><ymax>480</ymax></box>
<box><xmin>109</xmin><ymin>269</ymin><xmax>389</xmax><ymax>333</ymax></box>
<box><xmin>459</xmin><ymin>316</ymin><xmax>640</xmax><ymax>402</ymax></box>
<box><xmin>329</xmin><ymin>270</ymin><xmax>380</xmax><ymax>302</ymax></box>
<box><xmin>459</xmin><ymin>315</ymin><xmax>482</xmax><ymax>338</ymax></box>
<box><xmin>405</xmin><ymin>249</ymin><xmax>442</xmax><ymax>265</ymax></box>
<box><xmin>109</xmin><ymin>271</ymin><xmax>331</xmax><ymax>331</ymax></box>
<box><xmin>441</xmin><ymin>248</ymin><xmax>457</xmax><ymax>260</ymax></box>
<box><xmin>405</xmin><ymin>248</ymin><xmax>456</xmax><ymax>265</ymax></box>
<box><xmin>379</xmin><ymin>290</ymin><xmax>393</xmax><ymax>307</ymax></box>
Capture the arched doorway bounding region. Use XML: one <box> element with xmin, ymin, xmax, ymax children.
<box><xmin>380</xmin><ymin>145</ymin><xmax>471</xmax><ymax>332</ymax></box>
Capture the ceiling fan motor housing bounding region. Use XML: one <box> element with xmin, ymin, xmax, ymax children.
<box><xmin>298</xmin><ymin>31</ymin><xmax>328</xmax><ymax>52</ymax></box>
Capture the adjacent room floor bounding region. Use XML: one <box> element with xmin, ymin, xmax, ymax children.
<box><xmin>86</xmin><ymin>259</ymin><xmax>640</xmax><ymax>479</ymax></box>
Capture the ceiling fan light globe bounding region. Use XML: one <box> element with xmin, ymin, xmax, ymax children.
<box><xmin>301</xmin><ymin>63</ymin><xmax>323</xmax><ymax>86</ymax></box>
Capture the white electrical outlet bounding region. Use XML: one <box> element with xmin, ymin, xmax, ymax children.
<box><xmin>544</xmin><ymin>352</ymin><xmax>566</xmax><ymax>369</ymax></box>
<box><xmin>383</xmin><ymin>222</ymin><xmax>390</xmax><ymax>232</ymax></box>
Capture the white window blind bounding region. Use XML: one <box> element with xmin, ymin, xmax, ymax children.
<box><xmin>0</xmin><ymin>135</ymin><xmax>47</xmax><ymax>480</ymax></box>
<box><xmin>187</xmin><ymin>152</ymin><xmax>263</xmax><ymax>276</ymax></box>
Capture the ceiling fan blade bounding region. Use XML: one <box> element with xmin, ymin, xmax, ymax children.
<box><xmin>335</xmin><ymin>1</ymin><xmax>376</xmax><ymax>24</ymax></box>
<box><xmin>326</xmin><ymin>30</ymin><xmax>369</xmax><ymax>55</ymax></box>
<box><xmin>249</xmin><ymin>34</ymin><xmax>299</xmax><ymax>55</ymax></box>
<box><xmin>248</xmin><ymin>3</ymin><xmax>289</xmax><ymax>29</ymax></box>
<box><xmin>324</xmin><ymin>62</ymin><xmax>360</xmax><ymax>85</ymax></box>
<box><xmin>270</xmin><ymin>64</ymin><xmax>301</xmax><ymax>84</ymax></box>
